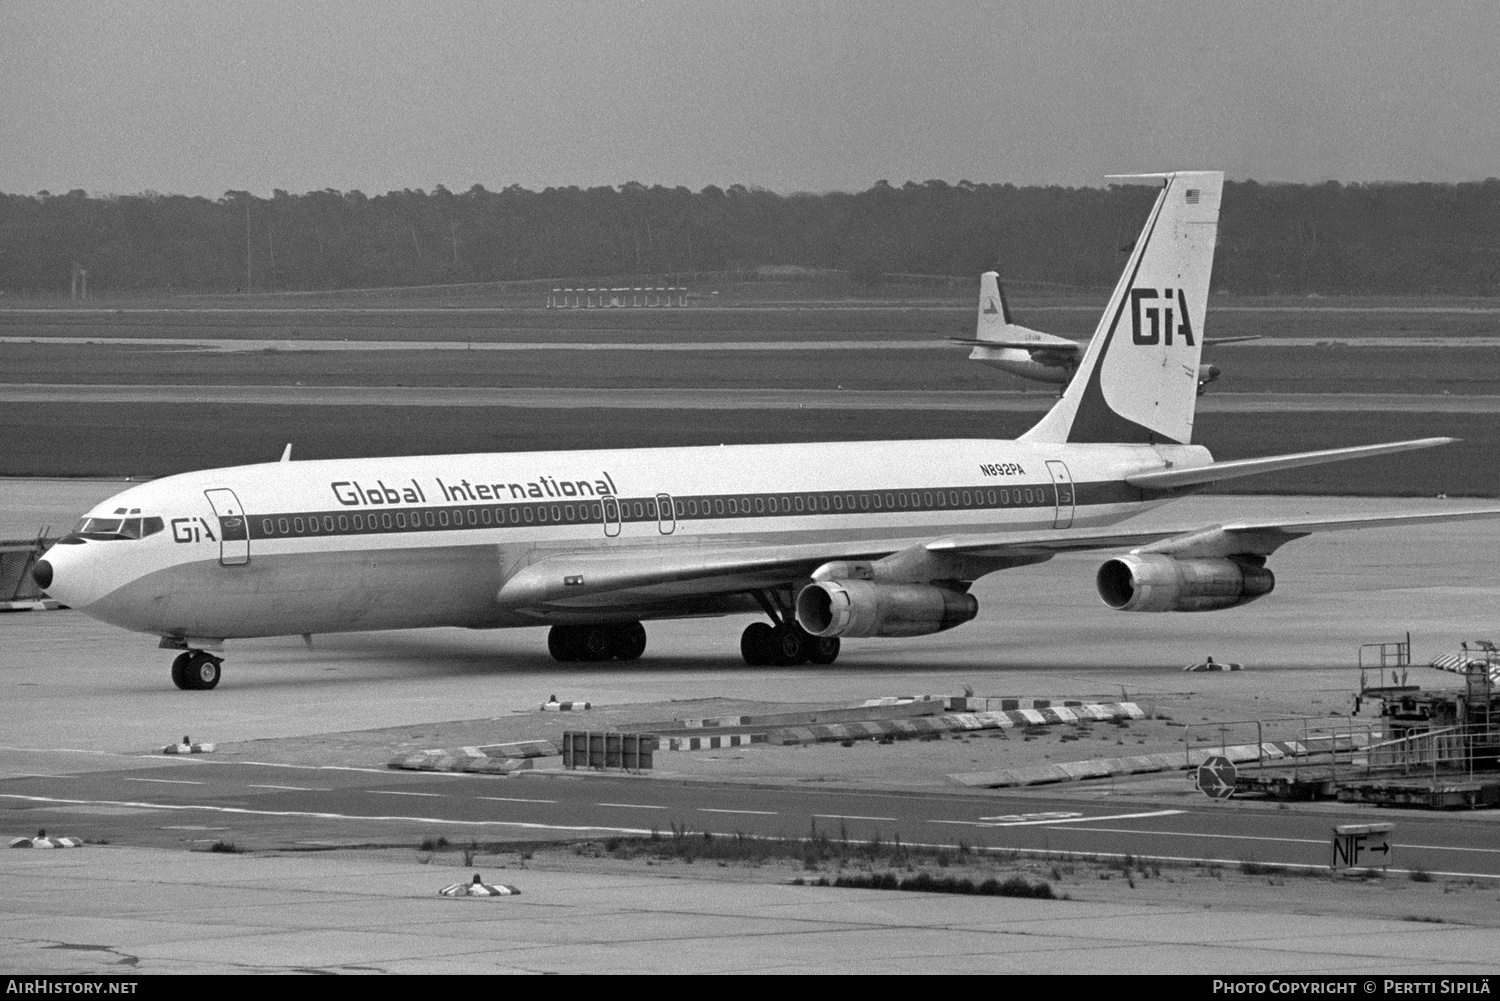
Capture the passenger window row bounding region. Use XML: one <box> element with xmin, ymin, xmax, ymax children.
<box><xmin>251</xmin><ymin>486</ymin><xmax>1053</xmax><ymax>540</ymax></box>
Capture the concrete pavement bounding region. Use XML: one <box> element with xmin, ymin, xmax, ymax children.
<box><xmin>4</xmin><ymin>845</ymin><xmax>1497</xmax><ymax>974</ymax></box>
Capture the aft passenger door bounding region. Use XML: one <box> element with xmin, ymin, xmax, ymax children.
<box><xmin>1045</xmin><ymin>460</ymin><xmax>1075</xmax><ymax>530</ymax></box>
<box><xmin>203</xmin><ymin>488</ymin><xmax>250</xmax><ymax>566</ymax></box>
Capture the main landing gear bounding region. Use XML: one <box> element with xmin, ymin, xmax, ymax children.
<box><xmin>170</xmin><ymin>650</ymin><xmax>223</xmax><ymax>690</ymax></box>
<box><xmin>548</xmin><ymin>621</ymin><xmax>647</xmax><ymax>662</ymax></box>
<box><xmin>740</xmin><ymin>588</ymin><xmax>839</xmax><ymax>666</ymax></box>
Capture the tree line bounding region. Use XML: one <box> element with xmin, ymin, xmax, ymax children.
<box><xmin>2</xmin><ymin>178</ymin><xmax>1498</xmax><ymax>296</ymax></box>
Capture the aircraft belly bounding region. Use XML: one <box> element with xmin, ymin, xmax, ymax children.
<box><xmin>88</xmin><ymin>544</ymin><xmax>505</xmax><ymax>639</ymax></box>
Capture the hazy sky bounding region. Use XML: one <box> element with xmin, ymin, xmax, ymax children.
<box><xmin>5</xmin><ymin>0</ymin><xmax>1499</xmax><ymax>197</ymax></box>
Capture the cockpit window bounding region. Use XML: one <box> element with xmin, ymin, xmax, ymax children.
<box><xmin>72</xmin><ymin>515</ymin><xmax>164</xmax><ymax>541</ymax></box>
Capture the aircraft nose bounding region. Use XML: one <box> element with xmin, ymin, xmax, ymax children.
<box><xmin>32</xmin><ymin>559</ymin><xmax>52</xmax><ymax>590</ymax></box>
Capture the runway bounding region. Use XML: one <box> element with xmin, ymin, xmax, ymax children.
<box><xmin>5</xmin><ymin>382</ymin><xmax>1500</xmax><ymax>412</ymax></box>
<box><xmin>2</xmin><ymin>334</ymin><xmax>1496</xmax><ymax>351</ymax></box>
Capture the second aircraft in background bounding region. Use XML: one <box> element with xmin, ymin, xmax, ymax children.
<box><xmin>952</xmin><ymin>271</ymin><xmax>1258</xmax><ymax>394</ymax></box>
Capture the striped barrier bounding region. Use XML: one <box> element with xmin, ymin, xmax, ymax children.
<box><xmin>440</xmin><ymin>874</ymin><xmax>521</xmax><ymax>897</ymax></box>
<box><xmin>943</xmin><ymin>696</ymin><xmax>1124</xmax><ymax>712</ymax></box>
<box><xmin>0</xmin><ymin>599</ymin><xmax>65</xmax><ymax>613</ymax></box>
<box><xmin>768</xmin><ymin>703</ymin><xmax>1144</xmax><ymax>746</ymax></box>
<box><xmin>661</xmin><ymin>733</ymin><xmax>766</xmax><ymax>751</ymax></box>
<box><xmin>541</xmin><ymin>699</ymin><xmax>592</xmax><ymax>711</ymax></box>
<box><xmin>951</xmin><ymin>735</ymin><xmax>1372</xmax><ymax>788</ymax></box>
<box><xmin>387</xmin><ymin>744</ymin><xmax>552</xmax><ymax>773</ymax></box>
<box><xmin>1430</xmin><ymin>654</ymin><xmax>1500</xmax><ymax>684</ymax></box>
<box><xmin>623</xmin><ymin>699</ymin><xmax>945</xmax><ymax>734</ymax></box>
<box><xmin>161</xmin><ymin>737</ymin><xmax>215</xmax><ymax>754</ymax></box>
<box><xmin>9</xmin><ymin>832</ymin><xmax>83</xmax><ymax>849</ymax></box>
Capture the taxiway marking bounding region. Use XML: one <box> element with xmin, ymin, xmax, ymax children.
<box><xmin>930</xmin><ymin>810</ymin><xmax>1183</xmax><ymax>828</ymax></box>
<box><xmin>365</xmin><ymin>790</ymin><xmax>444</xmax><ymax>798</ymax></box>
<box><xmin>246</xmin><ymin>784</ymin><xmax>329</xmax><ymax>792</ymax></box>
<box><xmin>697</xmin><ymin>808</ymin><xmax>779</xmax><ymax>816</ymax></box>
<box><xmin>0</xmin><ymin>793</ymin><xmax>657</xmax><ymax>834</ymax></box>
<box><xmin>477</xmin><ymin>796</ymin><xmax>558</xmax><ymax>805</ymax></box>
<box><xmin>1398</xmin><ymin>843</ymin><xmax>1500</xmax><ymax>856</ymax></box>
<box><xmin>597</xmin><ymin>802</ymin><xmax>669</xmax><ymax>810</ymax></box>
<box><xmin>1061</xmin><ymin>825</ymin><xmax>1323</xmax><ymax>845</ymax></box>
<box><xmin>814</xmin><ymin>814</ymin><xmax>896</xmax><ymax>822</ymax></box>
<box><xmin>121</xmin><ymin>777</ymin><xmax>204</xmax><ymax>786</ymax></box>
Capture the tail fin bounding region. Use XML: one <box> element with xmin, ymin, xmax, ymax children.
<box><xmin>1021</xmin><ymin>171</ymin><xmax>1223</xmax><ymax>445</ymax></box>
<box><xmin>973</xmin><ymin>272</ymin><xmax>1065</xmax><ymax>346</ymax></box>
<box><xmin>977</xmin><ymin>271</ymin><xmax>1013</xmax><ymax>334</ymax></box>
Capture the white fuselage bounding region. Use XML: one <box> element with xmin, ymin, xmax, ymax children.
<box><xmin>39</xmin><ymin>437</ymin><xmax>1210</xmax><ymax>644</ymax></box>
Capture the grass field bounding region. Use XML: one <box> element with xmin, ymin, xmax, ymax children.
<box><xmin>2</xmin><ymin>401</ymin><xmax>1493</xmax><ymax>496</ymax></box>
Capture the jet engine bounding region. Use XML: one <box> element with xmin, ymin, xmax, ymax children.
<box><xmin>1096</xmin><ymin>554</ymin><xmax>1274</xmax><ymax>613</ymax></box>
<box><xmin>795</xmin><ymin>580</ymin><xmax>978</xmax><ymax>638</ymax></box>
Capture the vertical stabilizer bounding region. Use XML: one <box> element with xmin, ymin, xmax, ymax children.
<box><xmin>977</xmin><ymin>271</ymin><xmax>1013</xmax><ymax>333</ymax></box>
<box><xmin>1020</xmin><ymin>171</ymin><xmax>1223</xmax><ymax>445</ymax></box>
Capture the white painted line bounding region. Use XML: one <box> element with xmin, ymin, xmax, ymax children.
<box><xmin>814</xmin><ymin>814</ymin><xmax>896</xmax><ymax>822</ymax></box>
<box><xmin>121</xmin><ymin>777</ymin><xmax>204</xmax><ymax>786</ymax></box>
<box><xmin>0</xmin><ymin>793</ymin><xmax>659</xmax><ymax>835</ymax></box>
<box><xmin>987</xmin><ymin>809</ymin><xmax>1185</xmax><ymax>827</ymax></box>
<box><xmin>366</xmin><ymin>790</ymin><xmax>444</xmax><ymax>798</ymax></box>
<box><xmin>1068</xmin><ymin>827</ymin><xmax>1500</xmax><ymax>855</ymax></box>
<box><xmin>1397</xmin><ymin>843</ymin><xmax>1500</xmax><ymax>856</ymax></box>
<box><xmin>246</xmin><ymin>784</ymin><xmax>328</xmax><ymax>792</ymax></box>
<box><xmin>697</xmin><ymin>808</ymin><xmax>779</xmax><ymax>816</ymax></box>
<box><xmin>977</xmin><ymin>812</ymin><xmax>1082</xmax><ymax>822</ymax></box>
<box><xmin>1061</xmin><ymin>825</ymin><xmax>1324</xmax><ymax>845</ymax></box>
<box><xmin>0</xmin><ymin>746</ymin><xmax>146</xmax><ymax>757</ymax></box>
<box><xmin>932</xmin><ymin>809</ymin><xmax>1185</xmax><ymax>828</ymax></box>
<box><xmin>597</xmin><ymin>802</ymin><xmax>669</xmax><ymax>810</ymax></box>
<box><xmin>477</xmin><ymin>796</ymin><xmax>557</xmax><ymax>805</ymax></box>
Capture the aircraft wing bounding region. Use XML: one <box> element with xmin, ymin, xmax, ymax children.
<box><xmin>926</xmin><ymin>507</ymin><xmax>1500</xmax><ymax>560</ymax></box>
<box><xmin>496</xmin><ymin>505</ymin><xmax>1500</xmax><ymax>609</ymax></box>
<box><xmin>948</xmin><ymin>337</ymin><xmax>1082</xmax><ymax>356</ymax></box>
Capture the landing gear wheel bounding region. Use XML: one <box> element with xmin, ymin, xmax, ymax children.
<box><xmin>177</xmin><ymin>651</ymin><xmax>221</xmax><ymax>690</ymax></box>
<box><xmin>805</xmin><ymin>634</ymin><xmax>840</xmax><ymax>665</ymax></box>
<box><xmin>547</xmin><ymin>625</ymin><xmax>581</xmax><ymax>662</ymax></box>
<box><xmin>170</xmin><ymin>652</ymin><xmax>193</xmax><ymax>690</ymax></box>
<box><xmin>769</xmin><ymin>623</ymin><xmax>806</xmax><ymax>666</ymax></box>
<box><xmin>740</xmin><ymin>622</ymin><xmax>775</xmax><ymax>666</ymax></box>
<box><xmin>610</xmin><ymin>621</ymin><xmax>646</xmax><ymax>661</ymax></box>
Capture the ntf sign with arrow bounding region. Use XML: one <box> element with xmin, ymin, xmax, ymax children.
<box><xmin>1332</xmin><ymin>823</ymin><xmax>1393</xmax><ymax>870</ymax></box>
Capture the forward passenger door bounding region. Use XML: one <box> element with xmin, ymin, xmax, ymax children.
<box><xmin>203</xmin><ymin>488</ymin><xmax>250</xmax><ymax>566</ymax></box>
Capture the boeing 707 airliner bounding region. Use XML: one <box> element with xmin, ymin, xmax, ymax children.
<box><xmin>32</xmin><ymin>171</ymin><xmax>1497</xmax><ymax>689</ymax></box>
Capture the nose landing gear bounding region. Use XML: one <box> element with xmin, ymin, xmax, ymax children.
<box><xmin>170</xmin><ymin>650</ymin><xmax>223</xmax><ymax>690</ymax></box>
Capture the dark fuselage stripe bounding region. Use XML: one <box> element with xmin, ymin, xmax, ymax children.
<box><xmin>244</xmin><ymin>480</ymin><xmax>1148</xmax><ymax>542</ymax></box>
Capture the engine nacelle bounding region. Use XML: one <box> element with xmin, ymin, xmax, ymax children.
<box><xmin>795</xmin><ymin>580</ymin><xmax>978</xmax><ymax>638</ymax></box>
<box><xmin>1096</xmin><ymin>554</ymin><xmax>1274</xmax><ymax>613</ymax></box>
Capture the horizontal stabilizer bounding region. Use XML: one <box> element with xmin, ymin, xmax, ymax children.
<box><xmin>1123</xmin><ymin>438</ymin><xmax>1454</xmax><ymax>489</ymax></box>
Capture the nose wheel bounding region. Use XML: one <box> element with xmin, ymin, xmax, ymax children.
<box><xmin>170</xmin><ymin>651</ymin><xmax>223</xmax><ymax>690</ymax></box>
